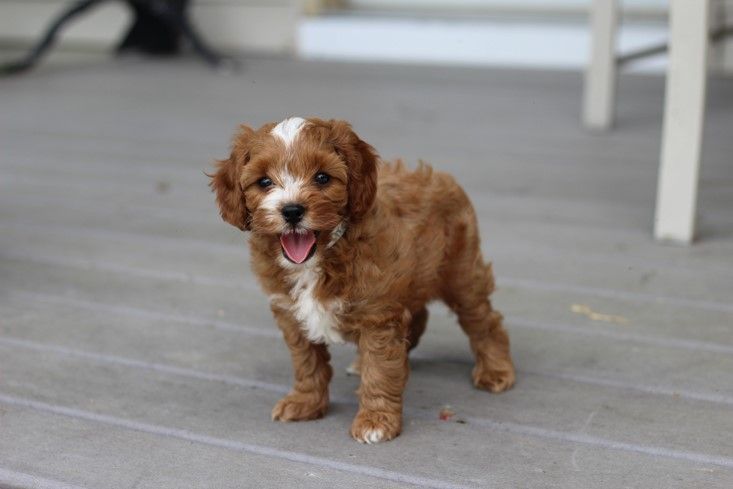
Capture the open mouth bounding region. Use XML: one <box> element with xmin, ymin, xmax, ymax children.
<box><xmin>280</xmin><ymin>230</ymin><xmax>317</xmax><ymax>264</ymax></box>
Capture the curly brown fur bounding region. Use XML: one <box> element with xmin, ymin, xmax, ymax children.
<box><xmin>210</xmin><ymin>117</ymin><xmax>515</xmax><ymax>443</ymax></box>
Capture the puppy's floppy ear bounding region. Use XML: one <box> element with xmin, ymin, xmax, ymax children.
<box><xmin>328</xmin><ymin>120</ymin><xmax>378</xmax><ymax>221</ymax></box>
<box><xmin>209</xmin><ymin>125</ymin><xmax>255</xmax><ymax>230</ymax></box>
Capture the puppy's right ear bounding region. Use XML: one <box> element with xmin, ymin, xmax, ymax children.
<box><xmin>209</xmin><ymin>125</ymin><xmax>255</xmax><ymax>231</ymax></box>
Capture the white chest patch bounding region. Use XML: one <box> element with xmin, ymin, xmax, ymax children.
<box><xmin>282</xmin><ymin>258</ymin><xmax>344</xmax><ymax>345</ymax></box>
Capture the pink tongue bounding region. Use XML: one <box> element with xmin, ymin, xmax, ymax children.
<box><xmin>280</xmin><ymin>231</ymin><xmax>317</xmax><ymax>264</ymax></box>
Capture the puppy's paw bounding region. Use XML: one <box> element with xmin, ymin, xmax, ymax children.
<box><xmin>472</xmin><ymin>362</ymin><xmax>516</xmax><ymax>393</ymax></box>
<box><xmin>350</xmin><ymin>410</ymin><xmax>401</xmax><ymax>444</ymax></box>
<box><xmin>271</xmin><ymin>392</ymin><xmax>328</xmax><ymax>422</ymax></box>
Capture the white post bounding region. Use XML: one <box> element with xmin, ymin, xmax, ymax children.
<box><xmin>583</xmin><ymin>0</ymin><xmax>619</xmax><ymax>130</ymax></box>
<box><xmin>654</xmin><ymin>0</ymin><xmax>710</xmax><ymax>244</ymax></box>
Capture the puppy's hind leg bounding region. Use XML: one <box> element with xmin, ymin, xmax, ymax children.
<box><xmin>443</xmin><ymin>260</ymin><xmax>515</xmax><ymax>393</ymax></box>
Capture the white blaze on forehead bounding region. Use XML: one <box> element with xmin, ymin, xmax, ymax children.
<box><xmin>271</xmin><ymin>117</ymin><xmax>307</xmax><ymax>147</ymax></box>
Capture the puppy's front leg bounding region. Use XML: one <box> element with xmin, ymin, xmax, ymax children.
<box><xmin>351</xmin><ymin>315</ymin><xmax>409</xmax><ymax>444</ymax></box>
<box><xmin>271</xmin><ymin>307</ymin><xmax>333</xmax><ymax>422</ymax></box>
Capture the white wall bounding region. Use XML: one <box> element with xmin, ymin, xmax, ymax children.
<box><xmin>0</xmin><ymin>0</ymin><xmax>300</xmax><ymax>54</ymax></box>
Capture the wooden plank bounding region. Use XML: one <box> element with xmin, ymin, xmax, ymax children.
<box><xmin>0</xmin><ymin>408</ymin><xmax>398</xmax><ymax>489</ymax></box>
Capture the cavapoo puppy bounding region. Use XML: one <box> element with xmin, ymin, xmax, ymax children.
<box><xmin>210</xmin><ymin>117</ymin><xmax>515</xmax><ymax>443</ymax></box>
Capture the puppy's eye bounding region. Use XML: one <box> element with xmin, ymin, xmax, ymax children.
<box><xmin>257</xmin><ymin>177</ymin><xmax>273</xmax><ymax>188</ymax></box>
<box><xmin>314</xmin><ymin>172</ymin><xmax>330</xmax><ymax>185</ymax></box>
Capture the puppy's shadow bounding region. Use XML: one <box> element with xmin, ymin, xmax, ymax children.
<box><xmin>409</xmin><ymin>355</ymin><xmax>473</xmax><ymax>380</ymax></box>
<box><xmin>410</xmin><ymin>353</ymin><xmax>472</xmax><ymax>368</ymax></box>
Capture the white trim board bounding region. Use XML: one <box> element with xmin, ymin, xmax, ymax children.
<box><xmin>297</xmin><ymin>15</ymin><xmax>670</xmax><ymax>71</ymax></box>
<box><xmin>345</xmin><ymin>0</ymin><xmax>668</xmax><ymax>18</ymax></box>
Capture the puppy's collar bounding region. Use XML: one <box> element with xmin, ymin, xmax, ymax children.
<box><xmin>326</xmin><ymin>220</ymin><xmax>347</xmax><ymax>249</ymax></box>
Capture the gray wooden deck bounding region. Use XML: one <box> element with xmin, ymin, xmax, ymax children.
<box><xmin>1</xmin><ymin>54</ymin><xmax>732</xmax><ymax>489</ymax></box>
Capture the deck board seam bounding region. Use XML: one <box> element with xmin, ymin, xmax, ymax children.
<box><xmin>1</xmin><ymin>388</ymin><xmax>732</xmax><ymax>471</ymax></box>
<box><xmin>0</xmin><ymin>393</ymin><xmax>474</xmax><ymax>489</ymax></box>
<box><xmin>3</xmin><ymin>246</ymin><xmax>733</xmax><ymax>313</ymax></box>
<box><xmin>2</xmin><ymin>335</ymin><xmax>732</xmax><ymax>429</ymax></box>
<box><xmin>0</xmin><ymin>467</ymin><xmax>89</xmax><ymax>489</ymax></box>
<box><xmin>6</xmin><ymin>289</ymin><xmax>733</xmax><ymax>355</ymax></box>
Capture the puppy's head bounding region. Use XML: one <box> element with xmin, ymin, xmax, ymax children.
<box><xmin>210</xmin><ymin>117</ymin><xmax>378</xmax><ymax>264</ymax></box>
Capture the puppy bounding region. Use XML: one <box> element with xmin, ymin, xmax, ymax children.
<box><xmin>210</xmin><ymin>117</ymin><xmax>515</xmax><ymax>443</ymax></box>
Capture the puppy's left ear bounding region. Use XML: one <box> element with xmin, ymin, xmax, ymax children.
<box><xmin>329</xmin><ymin>120</ymin><xmax>378</xmax><ymax>221</ymax></box>
<box><xmin>209</xmin><ymin>125</ymin><xmax>255</xmax><ymax>231</ymax></box>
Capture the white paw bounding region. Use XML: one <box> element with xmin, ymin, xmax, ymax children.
<box><xmin>357</xmin><ymin>429</ymin><xmax>384</xmax><ymax>444</ymax></box>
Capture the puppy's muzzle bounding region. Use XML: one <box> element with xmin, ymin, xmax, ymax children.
<box><xmin>281</xmin><ymin>204</ymin><xmax>305</xmax><ymax>225</ymax></box>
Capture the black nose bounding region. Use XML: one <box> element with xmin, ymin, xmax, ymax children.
<box><xmin>281</xmin><ymin>204</ymin><xmax>305</xmax><ymax>224</ymax></box>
